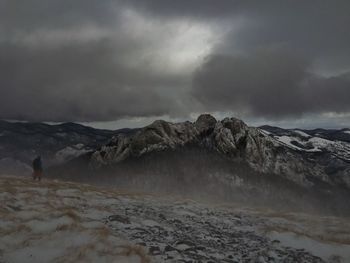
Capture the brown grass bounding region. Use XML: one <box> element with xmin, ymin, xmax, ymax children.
<box><xmin>54</xmin><ymin>243</ymin><xmax>97</xmax><ymax>263</ymax></box>
<box><xmin>75</xmin><ymin>243</ymin><xmax>96</xmax><ymax>261</ymax></box>
<box><xmin>119</xmin><ymin>245</ymin><xmax>151</xmax><ymax>263</ymax></box>
<box><xmin>62</xmin><ymin>209</ymin><xmax>81</xmax><ymax>222</ymax></box>
<box><xmin>1</xmin><ymin>223</ymin><xmax>32</xmax><ymax>236</ymax></box>
<box><xmin>94</xmin><ymin>226</ymin><xmax>110</xmax><ymax>239</ymax></box>
<box><xmin>55</xmin><ymin>223</ymin><xmax>79</xmax><ymax>232</ymax></box>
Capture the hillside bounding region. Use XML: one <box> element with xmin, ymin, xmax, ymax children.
<box><xmin>0</xmin><ymin>120</ymin><xmax>136</xmax><ymax>175</ymax></box>
<box><xmin>1</xmin><ymin>176</ymin><xmax>350</xmax><ymax>263</ymax></box>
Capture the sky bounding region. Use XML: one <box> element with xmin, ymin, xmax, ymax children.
<box><xmin>0</xmin><ymin>0</ymin><xmax>350</xmax><ymax>129</ymax></box>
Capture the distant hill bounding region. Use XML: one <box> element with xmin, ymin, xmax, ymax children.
<box><xmin>0</xmin><ymin>120</ymin><xmax>137</xmax><ymax>174</ymax></box>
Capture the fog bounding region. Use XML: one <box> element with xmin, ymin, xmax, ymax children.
<box><xmin>47</xmin><ymin>147</ymin><xmax>350</xmax><ymax>217</ymax></box>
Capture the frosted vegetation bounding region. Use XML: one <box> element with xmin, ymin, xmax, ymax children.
<box><xmin>1</xmin><ymin>176</ymin><xmax>349</xmax><ymax>263</ymax></box>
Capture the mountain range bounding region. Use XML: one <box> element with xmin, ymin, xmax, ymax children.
<box><xmin>1</xmin><ymin>115</ymin><xmax>349</xmax><ymax>215</ymax></box>
<box><xmin>0</xmin><ymin>120</ymin><xmax>135</xmax><ymax>175</ymax></box>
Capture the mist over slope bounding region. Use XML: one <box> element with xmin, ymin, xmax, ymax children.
<box><xmin>1</xmin><ymin>176</ymin><xmax>349</xmax><ymax>263</ymax></box>
<box><xmin>0</xmin><ymin>120</ymin><xmax>136</xmax><ymax>174</ymax></box>
<box><xmin>87</xmin><ymin>114</ymin><xmax>350</xmax><ymax>187</ymax></box>
<box><xmin>47</xmin><ymin>114</ymin><xmax>350</xmax><ymax>215</ymax></box>
<box><xmin>1</xmin><ymin>116</ymin><xmax>349</xmax><ymax>215</ymax></box>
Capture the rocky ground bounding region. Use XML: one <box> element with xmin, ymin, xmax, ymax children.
<box><xmin>1</xmin><ymin>175</ymin><xmax>349</xmax><ymax>263</ymax></box>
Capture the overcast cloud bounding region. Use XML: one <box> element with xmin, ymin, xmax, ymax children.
<box><xmin>0</xmin><ymin>0</ymin><xmax>349</xmax><ymax>127</ymax></box>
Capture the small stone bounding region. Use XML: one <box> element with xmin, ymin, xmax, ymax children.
<box><xmin>149</xmin><ymin>246</ymin><xmax>161</xmax><ymax>255</ymax></box>
<box><xmin>164</xmin><ymin>245</ymin><xmax>176</xmax><ymax>252</ymax></box>
<box><xmin>108</xmin><ymin>214</ymin><xmax>130</xmax><ymax>224</ymax></box>
<box><xmin>159</xmin><ymin>213</ymin><xmax>167</xmax><ymax>220</ymax></box>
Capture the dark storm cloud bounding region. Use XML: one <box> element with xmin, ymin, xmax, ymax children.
<box><xmin>0</xmin><ymin>40</ymin><xmax>181</xmax><ymax>122</ymax></box>
<box><xmin>192</xmin><ymin>50</ymin><xmax>350</xmax><ymax>118</ymax></box>
<box><xmin>0</xmin><ymin>0</ymin><xmax>115</xmax><ymax>31</ymax></box>
<box><xmin>218</xmin><ymin>1</ymin><xmax>350</xmax><ymax>73</ymax></box>
<box><xmin>133</xmin><ymin>0</ymin><xmax>350</xmax><ymax>71</ymax></box>
<box><xmin>0</xmin><ymin>0</ymin><xmax>188</xmax><ymax>122</ymax></box>
<box><xmin>0</xmin><ymin>0</ymin><xmax>350</xmax><ymax>122</ymax></box>
<box><xmin>132</xmin><ymin>0</ymin><xmax>350</xmax><ymax>119</ymax></box>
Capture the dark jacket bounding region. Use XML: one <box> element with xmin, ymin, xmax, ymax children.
<box><xmin>33</xmin><ymin>157</ymin><xmax>43</xmax><ymax>172</ymax></box>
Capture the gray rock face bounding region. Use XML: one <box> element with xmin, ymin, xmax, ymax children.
<box><xmin>90</xmin><ymin>114</ymin><xmax>350</xmax><ymax>189</ymax></box>
<box><xmin>195</xmin><ymin>113</ymin><xmax>217</xmax><ymax>135</ymax></box>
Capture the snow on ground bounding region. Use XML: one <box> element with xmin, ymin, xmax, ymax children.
<box><xmin>1</xmin><ymin>175</ymin><xmax>350</xmax><ymax>263</ymax></box>
<box><xmin>269</xmin><ymin>133</ymin><xmax>350</xmax><ymax>160</ymax></box>
<box><xmin>0</xmin><ymin>176</ymin><xmax>150</xmax><ymax>263</ymax></box>
<box><xmin>259</xmin><ymin>129</ymin><xmax>272</xmax><ymax>135</ymax></box>
<box><xmin>293</xmin><ymin>130</ymin><xmax>311</xmax><ymax>138</ymax></box>
<box><xmin>274</xmin><ymin>135</ymin><xmax>313</xmax><ymax>151</ymax></box>
<box><xmin>306</xmin><ymin>137</ymin><xmax>350</xmax><ymax>160</ymax></box>
<box><xmin>268</xmin><ymin>231</ymin><xmax>350</xmax><ymax>262</ymax></box>
<box><xmin>54</xmin><ymin>144</ymin><xmax>91</xmax><ymax>164</ymax></box>
<box><xmin>259</xmin><ymin>128</ymin><xmax>350</xmax><ymax>160</ymax></box>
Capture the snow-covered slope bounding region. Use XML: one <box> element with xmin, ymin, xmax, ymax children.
<box><xmin>1</xmin><ymin>176</ymin><xmax>349</xmax><ymax>263</ymax></box>
<box><xmin>260</xmin><ymin>126</ymin><xmax>350</xmax><ymax>161</ymax></box>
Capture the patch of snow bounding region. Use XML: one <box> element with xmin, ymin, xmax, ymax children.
<box><xmin>259</xmin><ymin>129</ymin><xmax>271</xmax><ymax>135</ymax></box>
<box><xmin>272</xmin><ymin>134</ymin><xmax>350</xmax><ymax>160</ymax></box>
<box><xmin>274</xmin><ymin>135</ymin><xmax>307</xmax><ymax>151</ymax></box>
<box><xmin>141</xmin><ymin>219</ymin><xmax>160</xmax><ymax>227</ymax></box>
<box><xmin>293</xmin><ymin>130</ymin><xmax>311</xmax><ymax>138</ymax></box>
<box><xmin>309</xmin><ymin>136</ymin><xmax>332</xmax><ymax>147</ymax></box>
<box><xmin>25</xmin><ymin>187</ymin><xmax>49</xmax><ymax>195</ymax></box>
<box><xmin>56</xmin><ymin>188</ymin><xmax>81</xmax><ymax>196</ymax></box>
<box><xmin>54</xmin><ymin>144</ymin><xmax>90</xmax><ymax>163</ymax></box>
<box><xmin>268</xmin><ymin>231</ymin><xmax>350</xmax><ymax>263</ymax></box>
<box><xmin>26</xmin><ymin>216</ymin><xmax>74</xmax><ymax>234</ymax></box>
<box><xmin>175</xmin><ymin>243</ymin><xmax>191</xmax><ymax>250</ymax></box>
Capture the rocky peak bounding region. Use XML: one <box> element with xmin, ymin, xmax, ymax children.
<box><xmin>91</xmin><ymin>115</ymin><xmax>262</xmax><ymax>169</ymax></box>
<box><xmin>89</xmin><ymin>115</ymin><xmax>350</xmax><ymax>190</ymax></box>
<box><xmin>221</xmin><ymin>117</ymin><xmax>248</xmax><ymax>134</ymax></box>
<box><xmin>145</xmin><ymin>120</ymin><xmax>172</xmax><ymax>135</ymax></box>
<box><xmin>195</xmin><ymin>114</ymin><xmax>217</xmax><ymax>134</ymax></box>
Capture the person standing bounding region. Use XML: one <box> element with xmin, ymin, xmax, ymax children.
<box><xmin>32</xmin><ymin>156</ymin><xmax>43</xmax><ymax>181</ymax></box>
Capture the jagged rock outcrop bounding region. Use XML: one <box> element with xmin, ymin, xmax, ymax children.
<box><xmin>90</xmin><ymin>114</ymin><xmax>349</xmax><ymax>188</ymax></box>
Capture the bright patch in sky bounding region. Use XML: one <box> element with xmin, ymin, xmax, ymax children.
<box><xmin>119</xmin><ymin>8</ymin><xmax>219</xmax><ymax>73</ymax></box>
